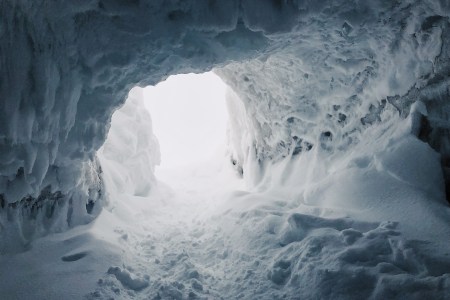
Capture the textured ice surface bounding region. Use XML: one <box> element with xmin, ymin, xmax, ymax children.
<box><xmin>217</xmin><ymin>1</ymin><xmax>450</xmax><ymax>182</ymax></box>
<box><xmin>98</xmin><ymin>88</ymin><xmax>160</xmax><ymax>198</ymax></box>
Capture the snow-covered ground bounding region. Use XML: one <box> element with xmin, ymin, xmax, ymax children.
<box><xmin>1</xmin><ymin>142</ymin><xmax>449</xmax><ymax>299</ymax></box>
<box><xmin>1</xmin><ymin>86</ymin><xmax>449</xmax><ymax>299</ymax></box>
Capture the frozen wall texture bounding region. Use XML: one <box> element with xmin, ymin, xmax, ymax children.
<box><xmin>218</xmin><ymin>1</ymin><xmax>450</xmax><ymax>184</ymax></box>
<box><xmin>1</xmin><ymin>0</ymin><xmax>450</xmax><ymax>251</ymax></box>
<box><xmin>98</xmin><ymin>88</ymin><xmax>160</xmax><ymax>198</ymax></box>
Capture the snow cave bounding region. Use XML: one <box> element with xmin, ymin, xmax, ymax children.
<box><xmin>1</xmin><ymin>1</ymin><xmax>450</xmax><ymax>299</ymax></box>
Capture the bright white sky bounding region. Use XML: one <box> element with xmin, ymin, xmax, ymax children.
<box><xmin>143</xmin><ymin>72</ymin><xmax>228</xmax><ymax>168</ymax></box>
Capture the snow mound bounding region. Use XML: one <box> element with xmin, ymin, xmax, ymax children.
<box><xmin>98</xmin><ymin>87</ymin><xmax>160</xmax><ymax>198</ymax></box>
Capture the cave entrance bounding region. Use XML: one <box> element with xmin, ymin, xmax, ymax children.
<box><xmin>98</xmin><ymin>71</ymin><xmax>240</xmax><ymax>200</ymax></box>
<box><xmin>142</xmin><ymin>71</ymin><xmax>242</xmax><ymax>197</ymax></box>
<box><xmin>143</xmin><ymin>72</ymin><xmax>229</xmax><ymax>171</ymax></box>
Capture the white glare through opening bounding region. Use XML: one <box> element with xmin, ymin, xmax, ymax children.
<box><xmin>143</xmin><ymin>72</ymin><xmax>228</xmax><ymax>170</ymax></box>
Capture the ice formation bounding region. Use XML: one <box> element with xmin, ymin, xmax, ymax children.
<box><xmin>1</xmin><ymin>0</ymin><xmax>450</xmax><ymax>298</ymax></box>
<box><xmin>98</xmin><ymin>88</ymin><xmax>160</xmax><ymax>198</ymax></box>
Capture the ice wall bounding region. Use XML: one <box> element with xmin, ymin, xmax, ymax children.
<box><xmin>1</xmin><ymin>0</ymin><xmax>450</xmax><ymax>250</ymax></box>
<box><xmin>98</xmin><ymin>88</ymin><xmax>160</xmax><ymax>198</ymax></box>
<box><xmin>218</xmin><ymin>1</ymin><xmax>450</xmax><ymax>187</ymax></box>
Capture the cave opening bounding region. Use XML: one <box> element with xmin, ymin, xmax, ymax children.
<box><xmin>143</xmin><ymin>72</ymin><xmax>229</xmax><ymax>170</ymax></box>
<box><xmin>98</xmin><ymin>70</ymin><xmax>244</xmax><ymax>218</ymax></box>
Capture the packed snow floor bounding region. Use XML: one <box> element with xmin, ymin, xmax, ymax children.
<box><xmin>1</xmin><ymin>139</ymin><xmax>450</xmax><ymax>299</ymax></box>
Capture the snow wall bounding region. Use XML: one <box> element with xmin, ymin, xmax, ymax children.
<box><xmin>98</xmin><ymin>88</ymin><xmax>160</xmax><ymax>198</ymax></box>
<box><xmin>1</xmin><ymin>0</ymin><xmax>450</xmax><ymax>252</ymax></box>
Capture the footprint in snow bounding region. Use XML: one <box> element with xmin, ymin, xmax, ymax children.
<box><xmin>61</xmin><ymin>251</ymin><xmax>88</xmax><ymax>262</ymax></box>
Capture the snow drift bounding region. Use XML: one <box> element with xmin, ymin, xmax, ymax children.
<box><xmin>98</xmin><ymin>88</ymin><xmax>160</xmax><ymax>198</ymax></box>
